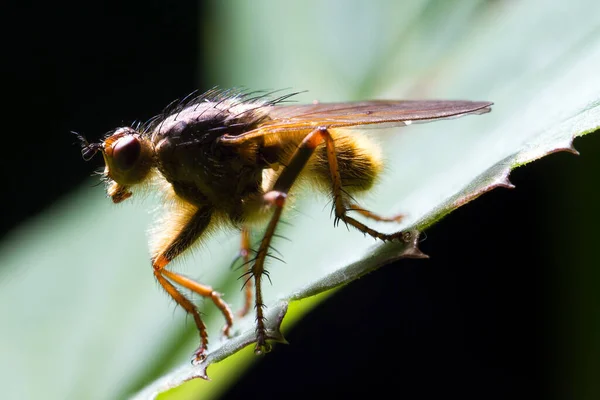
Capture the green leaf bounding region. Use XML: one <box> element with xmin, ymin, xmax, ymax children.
<box><xmin>1</xmin><ymin>1</ymin><xmax>599</xmax><ymax>399</ymax></box>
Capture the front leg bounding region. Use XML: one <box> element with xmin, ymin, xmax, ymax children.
<box><xmin>152</xmin><ymin>206</ymin><xmax>234</xmax><ymax>363</ymax></box>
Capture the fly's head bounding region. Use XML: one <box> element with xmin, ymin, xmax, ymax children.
<box><xmin>76</xmin><ymin>127</ymin><xmax>154</xmax><ymax>203</ymax></box>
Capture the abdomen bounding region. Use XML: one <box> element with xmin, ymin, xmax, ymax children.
<box><xmin>262</xmin><ymin>129</ymin><xmax>384</xmax><ymax>196</ymax></box>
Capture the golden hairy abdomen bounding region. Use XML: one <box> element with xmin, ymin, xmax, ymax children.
<box><xmin>262</xmin><ymin>128</ymin><xmax>383</xmax><ymax>196</ymax></box>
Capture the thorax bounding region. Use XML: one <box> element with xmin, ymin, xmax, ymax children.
<box><xmin>150</xmin><ymin>103</ymin><xmax>268</xmax><ymax>211</ymax></box>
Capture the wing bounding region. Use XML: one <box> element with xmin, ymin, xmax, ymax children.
<box><xmin>219</xmin><ymin>100</ymin><xmax>492</xmax><ymax>144</ymax></box>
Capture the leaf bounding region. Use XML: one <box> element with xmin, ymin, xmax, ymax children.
<box><xmin>1</xmin><ymin>1</ymin><xmax>599</xmax><ymax>399</ymax></box>
<box><xmin>139</xmin><ymin>0</ymin><xmax>600</xmax><ymax>397</ymax></box>
<box><xmin>142</xmin><ymin>0</ymin><xmax>600</xmax><ymax>397</ymax></box>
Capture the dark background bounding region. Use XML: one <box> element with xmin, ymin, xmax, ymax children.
<box><xmin>4</xmin><ymin>2</ymin><xmax>599</xmax><ymax>399</ymax></box>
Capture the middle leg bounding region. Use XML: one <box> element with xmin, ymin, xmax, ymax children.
<box><xmin>251</xmin><ymin>127</ymin><xmax>336</xmax><ymax>353</ymax></box>
<box><xmin>250</xmin><ymin>126</ymin><xmax>406</xmax><ymax>353</ymax></box>
<box><xmin>237</xmin><ymin>226</ymin><xmax>253</xmax><ymax>317</ymax></box>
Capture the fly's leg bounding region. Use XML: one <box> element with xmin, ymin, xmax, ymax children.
<box><xmin>252</xmin><ymin>127</ymin><xmax>406</xmax><ymax>353</ymax></box>
<box><xmin>152</xmin><ymin>208</ymin><xmax>234</xmax><ymax>363</ymax></box>
<box><xmin>252</xmin><ymin>191</ymin><xmax>285</xmax><ymax>354</ymax></box>
<box><xmin>251</xmin><ymin>127</ymin><xmax>352</xmax><ymax>354</ymax></box>
<box><xmin>345</xmin><ymin>204</ymin><xmax>404</xmax><ymax>223</ymax></box>
<box><xmin>252</xmin><ymin>127</ymin><xmax>337</xmax><ymax>354</ymax></box>
<box><xmin>318</xmin><ymin>129</ymin><xmax>406</xmax><ymax>241</ymax></box>
<box><xmin>238</xmin><ymin>227</ymin><xmax>253</xmax><ymax>317</ymax></box>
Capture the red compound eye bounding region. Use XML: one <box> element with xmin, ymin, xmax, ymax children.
<box><xmin>112</xmin><ymin>135</ymin><xmax>141</xmax><ymax>170</ymax></box>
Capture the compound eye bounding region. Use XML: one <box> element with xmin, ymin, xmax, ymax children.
<box><xmin>112</xmin><ymin>135</ymin><xmax>141</xmax><ymax>170</ymax></box>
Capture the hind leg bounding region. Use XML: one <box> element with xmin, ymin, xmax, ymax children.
<box><xmin>346</xmin><ymin>203</ymin><xmax>404</xmax><ymax>223</ymax></box>
<box><xmin>312</xmin><ymin>128</ymin><xmax>405</xmax><ymax>241</ymax></box>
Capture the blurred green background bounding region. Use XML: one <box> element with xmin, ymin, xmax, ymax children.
<box><xmin>2</xmin><ymin>1</ymin><xmax>600</xmax><ymax>399</ymax></box>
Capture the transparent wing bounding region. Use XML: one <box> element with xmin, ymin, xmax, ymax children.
<box><xmin>220</xmin><ymin>100</ymin><xmax>492</xmax><ymax>144</ymax></box>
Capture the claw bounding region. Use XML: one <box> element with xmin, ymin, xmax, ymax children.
<box><xmin>191</xmin><ymin>347</ymin><xmax>208</xmax><ymax>365</ymax></box>
<box><xmin>254</xmin><ymin>340</ymin><xmax>272</xmax><ymax>355</ymax></box>
<box><xmin>222</xmin><ymin>323</ymin><xmax>232</xmax><ymax>338</ymax></box>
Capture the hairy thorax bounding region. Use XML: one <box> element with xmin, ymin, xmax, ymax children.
<box><xmin>151</xmin><ymin>103</ymin><xmax>268</xmax><ymax>218</ymax></box>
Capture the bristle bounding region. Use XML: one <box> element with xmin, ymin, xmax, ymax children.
<box><xmin>142</xmin><ymin>87</ymin><xmax>303</xmax><ymax>135</ymax></box>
